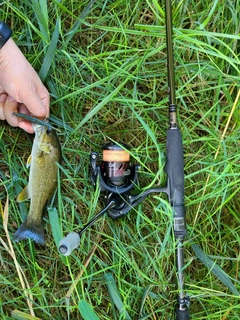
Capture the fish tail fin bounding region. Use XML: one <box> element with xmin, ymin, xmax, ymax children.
<box><xmin>13</xmin><ymin>219</ymin><xmax>45</xmax><ymax>245</ymax></box>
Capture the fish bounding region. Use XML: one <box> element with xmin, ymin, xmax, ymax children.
<box><xmin>13</xmin><ymin>120</ymin><xmax>62</xmax><ymax>245</ymax></box>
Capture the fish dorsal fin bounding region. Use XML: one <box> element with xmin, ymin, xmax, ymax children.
<box><xmin>26</xmin><ymin>154</ymin><xmax>32</xmax><ymax>168</ymax></box>
<box><xmin>17</xmin><ymin>186</ymin><xmax>30</xmax><ymax>202</ymax></box>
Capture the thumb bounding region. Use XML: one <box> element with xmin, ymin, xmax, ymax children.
<box><xmin>18</xmin><ymin>85</ymin><xmax>50</xmax><ymax>133</ymax></box>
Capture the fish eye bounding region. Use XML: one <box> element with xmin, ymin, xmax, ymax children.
<box><xmin>46</xmin><ymin>128</ymin><xmax>52</xmax><ymax>135</ymax></box>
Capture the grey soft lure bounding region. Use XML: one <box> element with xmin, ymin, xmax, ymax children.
<box><xmin>12</xmin><ymin>112</ymin><xmax>52</xmax><ymax>129</ymax></box>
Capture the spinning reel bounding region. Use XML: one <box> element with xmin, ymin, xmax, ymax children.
<box><xmin>59</xmin><ymin>142</ymin><xmax>167</xmax><ymax>256</ymax></box>
<box><xmin>90</xmin><ymin>142</ymin><xmax>140</xmax><ymax>219</ymax></box>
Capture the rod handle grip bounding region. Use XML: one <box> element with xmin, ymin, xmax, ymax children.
<box><xmin>165</xmin><ymin>127</ymin><xmax>184</xmax><ymax>191</ymax></box>
<box><xmin>58</xmin><ymin>232</ymin><xmax>80</xmax><ymax>256</ymax></box>
<box><xmin>165</xmin><ymin>128</ymin><xmax>184</xmax><ymax>202</ymax></box>
<box><xmin>175</xmin><ymin>307</ymin><xmax>190</xmax><ymax>320</ymax></box>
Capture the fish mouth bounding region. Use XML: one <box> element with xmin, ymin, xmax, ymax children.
<box><xmin>32</xmin><ymin>119</ymin><xmax>51</xmax><ymax>133</ymax></box>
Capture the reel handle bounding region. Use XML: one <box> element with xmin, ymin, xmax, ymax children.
<box><xmin>58</xmin><ymin>200</ymin><xmax>116</xmax><ymax>256</ymax></box>
<box><xmin>59</xmin><ymin>232</ymin><xmax>80</xmax><ymax>256</ymax></box>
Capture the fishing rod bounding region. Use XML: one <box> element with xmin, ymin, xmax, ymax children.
<box><xmin>59</xmin><ymin>1</ymin><xmax>190</xmax><ymax>318</ymax></box>
<box><xmin>164</xmin><ymin>0</ymin><xmax>190</xmax><ymax>318</ymax></box>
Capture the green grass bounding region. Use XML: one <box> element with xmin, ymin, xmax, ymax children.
<box><xmin>1</xmin><ymin>0</ymin><xmax>240</xmax><ymax>319</ymax></box>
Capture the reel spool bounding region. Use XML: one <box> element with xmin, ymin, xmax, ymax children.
<box><xmin>101</xmin><ymin>143</ymin><xmax>131</xmax><ymax>187</ymax></box>
<box><xmin>90</xmin><ymin>143</ymin><xmax>139</xmax><ymax>196</ymax></box>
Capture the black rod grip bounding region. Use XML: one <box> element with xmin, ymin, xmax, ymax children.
<box><xmin>165</xmin><ymin>128</ymin><xmax>184</xmax><ymax>204</ymax></box>
<box><xmin>176</xmin><ymin>307</ymin><xmax>190</xmax><ymax>320</ymax></box>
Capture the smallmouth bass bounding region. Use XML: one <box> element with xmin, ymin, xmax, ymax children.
<box><xmin>13</xmin><ymin>121</ymin><xmax>62</xmax><ymax>245</ymax></box>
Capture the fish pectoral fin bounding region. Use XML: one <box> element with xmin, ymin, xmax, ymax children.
<box><xmin>26</xmin><ymin>154</ymin><xmax>32</xmax><ymax>168</ymax></box>
<box><xmin>17</xmin><ymin>186</ymin><xmax>30</xmax><ymax>202</ymax></box>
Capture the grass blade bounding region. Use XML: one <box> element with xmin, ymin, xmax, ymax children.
<box><xmin>30</xmin><ymin>0</ymin><xmax>49</xmax><ymax>42</ymax></box>
<box><xmin>191</xmin><ymin>244</ymin><xmax>240</xmax><ymax>296</ymax></box>
<box><xmin>197</xmin><ymin>0</ymin><xmax>220</xmax><ymax>30</ymax></box>
<box><xmin>11</xmin><ymin>310</ymin><xmax>42</xmax><ymax>320</ymax></box>
<box><xmin>78</xmin><ymin>300</ymin><xmax>100</xmax><ymax>320</ymax></box>
<box><xmin>48</xmin><ymin>206</ymin><xmax>67</xmax><ymax>264</ymax></box>
<box><xmin>48</xmin><ymin>207</ymin><xmax>62</xmax><ymax>246</ymax></box>
<box><xmin>74</xmin><ymin>77</ymin><xmax>129</xmax><ymax>131</ymax></box>
<box><xmin>64</xmin><ymin>0</ymin><xmax>97</xmax><ymax>46</ymax></box>
<box><xmin>39</xmin><ymin>17</ymin><xmax>60</xmax><ymax>81</ymax></box>
<box><xmin>104</xmin><ymin>273</ymin><xmax>132</xmax><ymax>320</ymax></box>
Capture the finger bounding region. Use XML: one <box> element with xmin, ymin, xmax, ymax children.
<box><xmin>37</xmin><ymin>85</ymin><xmax>50</xmax><ymax>118</ymax></box>
<box><xmin>21</xmin><ymin>84</ymin><xmax>50</xmax><ymax>119</ymax></box>
<box><xmin>0</xmin><ymin>93</ymin><xmax>7</xmax><ymax>119</ymax></box>
<box><xmin>3</xmin><ymin>96</ymin><xmax>19</xmax><ymax>127</ymax></box>
<box><xmin>17</xmin><ymin>104</ymin><xmax>34</xmax><ymax>134</ymax></box>
<box><xmin>18</xmin><ymin>121</ymin><xmax>35</xmax><ymax>134</ymax></box>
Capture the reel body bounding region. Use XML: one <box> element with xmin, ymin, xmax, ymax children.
<box><xmin>90</xmin><ymin>143</ymin><xmax>140</xmax><ymax>219</ymax></box>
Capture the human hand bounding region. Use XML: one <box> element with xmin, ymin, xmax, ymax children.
<box><xmin>0</xmin><ymin>38</ymin><xmax>50</xmax><ymax>133</ymax></box>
